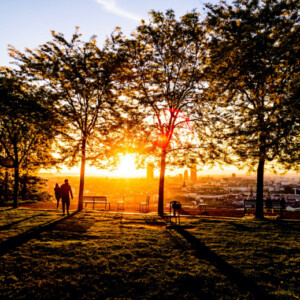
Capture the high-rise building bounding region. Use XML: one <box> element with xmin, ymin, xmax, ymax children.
<box><xmin>147</xmin><ymin>163</ymin><xmax>154</xmax><ymax>181</ymax></box>
<box><xmin>190</xmin><ymin>165</ymin><xmax>197</xmax><ymax>183</ymax></box>
<box><xmin>178</xmin><ymin>173</ymin><xmax>183</xmax><ymax>182</ymax></box>
<box><xmin>184</xmin><ymin>170</ymin><xmax>189</xmax><ymax>181</ymax></box>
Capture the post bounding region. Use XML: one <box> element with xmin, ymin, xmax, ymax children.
<box><xmin>158</xmin><ymin>150</ymin><xmax>167</xmax><ymax>216</ymax></box>
<box><xmin>78</xmin><ymin>137</ymin><xmax>86</xmax><ymax>211</ymax></box>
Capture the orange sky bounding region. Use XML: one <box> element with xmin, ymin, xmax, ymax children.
<box><xmin>41</xmin><ymin>154</ymin><xmax>249</xmax><ymax>177</ymax></box>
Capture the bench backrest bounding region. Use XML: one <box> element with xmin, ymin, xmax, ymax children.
<box><xmin>93</xmin><ymin>196</ymin><xmax>107</xmax><ymax>202</ymax></box>
<box><xmin>244</xmin><ymin>199</ymin><xmax>282</xmax><ymax>209</ymax></box>
<box><xmin>269</xmin><ymin>200</ymin><xmax>281</xmax><ymax>209</ymax></box>
<box><xmin>83</xmin><ymin>196</ymin><xmax>107</xmax><ymax>202</ymax></box>
<box><xmin>146</xmin><ymin>195</ymin><xmax>150</xmax><ymax>204</ymax></box>
<box><xmin>83</xmin><ymin>196</ymin><xmax>94</xmax><ymax>201</ymax></box>
<box><xmin>244</xmin><ymin>200</ymin><xmax>256</xmax><ymax>208</ymax></box>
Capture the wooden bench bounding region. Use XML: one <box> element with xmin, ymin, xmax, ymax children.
<box><xmin>266</xmin><ymin>200</ymin><xmax>281</xmax><ymax>210</ymax></box>
<box><xmin>164</xmin><ymin>201</ymin><xmax>181</xmax><ymax>225</ymax></box>
<box><xmin>83</xmin><ymin>196</ymin><xmax>110</xmax><ymax>210</ymax></box>
<box><xmin>199</xmin><ymin>203</ymin><xmax>207</xmax><ymax>212</ymax></box>
<box><xmin>140</xmin><ymin>195</ymin><xmax>150</xmax><ymax>213</ymax></box>
<box><xmin>244</xmin><ymin>199</ymin><xmax>282</xmax><ymax>214</ymax></box>
<box><xmin>117</xmin><ymin>196</ymin><xmax>125</xmax><ymax>211</ymax></box>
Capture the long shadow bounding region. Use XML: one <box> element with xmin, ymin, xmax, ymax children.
<box><xmin>54</xmin><ymin>210</ymin><xmax>94</xmax><ymax>233</ymax></box>
<box><xmin>142</xmin><ymin>214</ymin><xmax>167</xmax><ymax>225</ymax></box>
<box><xmin>0</xmin><ymin>211</ymin><xmax>78</xmax><ymax>256</ymax></box>
<box><xmin>0</xmin><ymin>213</ymin><xmax>47</xmax><ymax>231</ymax></box>
<box><xmin>173</xmin><ymin>225</ymin><xmax>275</xmax><ymax>300</ymax></box>
<box><xmin>229</xmin><ymin>221</ymin><xmax>254</xmax><ymax>231</ymax></box>
<box><xmin>0</xmin><ymin>207</ymin><xmax>15</xmax><ymax>212</ymax></box>
<box><xmin>273</xmin><ymin>219</ymin><xmax>300</xmax><ymax>231</ymax></box>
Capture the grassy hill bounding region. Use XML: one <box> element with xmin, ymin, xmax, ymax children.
<box><xmin>0</xmin><ymin>208</ymin><xmax>299</xmax><ymax>299</ymax></box>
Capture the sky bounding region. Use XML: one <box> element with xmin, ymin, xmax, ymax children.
<box><xmin>0</xmin><ymin>0</ymin><xmax>223</xmax><ymax>67</ymax></box>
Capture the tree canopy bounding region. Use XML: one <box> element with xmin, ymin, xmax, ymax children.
<box><xmin>205</xmin><ymin>0</ymin><xmax>300</xmax><ymax>217</ymax></box>
<box><xmin>0</xmin><ymin>70</ymin><xmax>60</xmax><ymax>207</ymax></box>
<box><xmin>9</xmin><ymin>30</ymin><xmax>125</xmax><ymax>210</ymax></box>
<box><xmin>115</xmin><ymin>10</ymin><xmax>220</xmax><ymax>215</ymax></box>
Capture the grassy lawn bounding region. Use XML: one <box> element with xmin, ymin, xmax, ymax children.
<box><xmin>181</xmin><ymin>217</ymin><xmax>300</xmax><ymax>299</ymax></box>
<box><xmin>0</xmin><ymin>208</ymin><xmax>66</xmax><ymax>243</ymax></box>
<box><xmin>0</xmin><ymin>208</ymin><xmax>299</xmax><ymax>299</ymax></box>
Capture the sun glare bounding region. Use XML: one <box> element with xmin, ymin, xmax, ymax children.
<box><xmin>116</xmin><ymin>154</ymin><xmax>140</xmax><ymax>177</ymax></box>
<box><xmin>84</xmin><ymin>154</ymin><xmax>144</xmax><ymax>177</ymax></box>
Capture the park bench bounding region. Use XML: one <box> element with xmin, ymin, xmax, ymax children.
<box><xmin>83</xmin><ymin>196</ymin><xmax>110</xmax><ymax>210</ymax></box>
<box><xmin>117</xmin><ymin>196</ymin><xmax>125</xmax><ymax>211</ymax></box>
<box><xmin>244</xmin><ymin>199</ymin><xmax>282</xmax><ymax>214</ymax></box>
<box><xmin>140</xmin><ymin>195</ymin><xmax>150</xmax><ymax>213</ymax></box>
<box><xmin>198</xmin><ymin>203</ymin><xmax>207</xmax><ymax>212</ymax></box>
<box><xmin>164</xmin><ymin>201</ymin><xmax>181</xmax><ymax>225</ymax></box>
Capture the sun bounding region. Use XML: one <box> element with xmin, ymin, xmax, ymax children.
<box><xmin>116</xmin><ymin>154</ymin><xmax>140</xmax><ymax>177</ymax></box>
<box><xmin>41</xmin><ymin>154</ymin><xmax>145</xmax><ymax>178</ymax></box>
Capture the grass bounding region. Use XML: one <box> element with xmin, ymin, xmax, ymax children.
<box><xmin>0</xmin><ymin>208</ymin><xmax>64</xmax><ymax>243</ymax></box>
<box><xmin>181</xmin><ymin>217</ymin><xmax>300</xmax><ymax>299</ymax></box>
<box><xmin>0</xmin><ymin>208</ymin><xmax>299</xmax><ymax>299</ymax></box>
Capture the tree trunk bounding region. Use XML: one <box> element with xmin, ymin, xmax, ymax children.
<box><xmin>21</xmin><ymin>177</ymin><xmax>27</xmax><ymax>201</ymax></box>
<box><xmin>4</xmin><ymin>169</ymin><xmax>9</xmax><ymax>203</ymax></box>
<box><xmin>256</xmin><ymin>157</ymin><xmax>265</xmax><ymax>219</ymax></box>
<box><xmin>13</xmin><ymin>166</ymin><xmax>19</xmax><ymax>208</ymax></box>
<box><xmin>78</xmin><ymin>138</ymin><xmax>86</xmax><ymax>211</ymax></box>
<box><xmin>158</xmin><ymin>150</ymin><xmax>167</xmax><ymax>216</ymax></box>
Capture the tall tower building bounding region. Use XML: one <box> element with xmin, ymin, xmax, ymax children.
<box><xmin>184</xmin><ymin>170</ymin><xmax>189</xmax><ymax>181</ymax></box>
<box><xmin>147</xmin><ymin>163</ymin><xmax>154</xmax><ymax>181</ymax></box>
<box><xmin>190</xmin><ymin>165</ymin><xmax>197</xmax><ymax>183</ymax></box>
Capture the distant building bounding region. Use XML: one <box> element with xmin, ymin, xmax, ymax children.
<box><xmin>274</xmin><ymin>185</ymin><xmax>281</xmax><ymax>192</ymax></box>
<box><xmin>190</xmin><ymin>165</ymin><xmax>197</xmax><ymax>183</ymax></box>
<box><xmin>184</xmin><ymin>170</ymin><xmax>189</xmax><ymax>181</ymax></box>
<box><xmin>147</xmin><ymin>163</ymin><xmax>154</xmax><ymax>181</ymax></box>
<box><xmin>178</xmin><ymin>173</ymin><xmax>183</xmax><ymax>182</ymax></box>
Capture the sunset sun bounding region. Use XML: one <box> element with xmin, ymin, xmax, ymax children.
<box><xmin>115</xmin><ymin>154</ymin><xmax>142</xmax><ymax>177</ymax></box>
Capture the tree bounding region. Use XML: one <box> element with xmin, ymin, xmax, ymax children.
<box><xmin>0</xmin><ymin>70</ymin><xmax>59</xmax><ymax>207</ymax></box>
<box><xmin>116</xmin><ymin>10</ymin><xmax>218</xmax><ymax>216</ymax></box>
<box><xmin>9</xmin><ymin>30</ymin><xmax>123</xmax><ymax>210</ymax></box>
<box><xmin>205</xmin><ymin>0</ymin><xmax>300</xmax><ymax>218</ymax></box>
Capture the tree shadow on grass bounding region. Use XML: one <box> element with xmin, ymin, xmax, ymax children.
<box><xmin>228</xmin><ymin>221</ymin><xmax>255</xmax><ymax>231</ymax></box>
<box><xmin>0</xmin><ymin>213</ymin><xmax>47</xmax><ymax>231</ymax></box>
<box><xmin>0</xmin><ymin>207</ymin><xmax>15</xmax><ymax>212</ymax></box>
<box><xmin>173</xmin><ymin>226</ymin><xmax>275</xmax><ymax>300</ymax></box>
<box><xmin>0</xmin><ymin>211</ymin><xmax>78</xmax><ymax>256</ymax></box>
<box><xmin>273</xmin><ymin>219</ymin><xmax>300</xmax><ymax>232</ymax></box>
<box><xmin>54</xmin><ymin>211</ymin><xmax>94</xmax><ymax>233</ymax></box>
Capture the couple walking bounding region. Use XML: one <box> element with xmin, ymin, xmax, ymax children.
<box><xmin>54</xmin><ymin>179</ymin><xmax>73</xmax><ymax>216</ymax></box>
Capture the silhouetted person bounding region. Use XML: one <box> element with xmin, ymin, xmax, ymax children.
<box><xmin>280</xmin><ymin>196</ymin><xmax>286</xmax><ymax>209</ymax></box>
<box><xmin>54</xmin><ymin>183</ymin><xmax>61</xmax><ymax>209</ymax></box>
<box><xmin>265</xmin><ymin>192</ymin><xmax>272</xmax><ymax>210</ymax></box>
<box><xmin>280</xmin><ymin>196</ymin><xmax>286</xmax><ymax>218</ymax></box>
<box><xmin>60</xmin><ymin>179</ymin><xmax>73</xmax><ymax>216</ymax></box>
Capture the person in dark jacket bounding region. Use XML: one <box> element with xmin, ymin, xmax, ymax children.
<box><xmin>54</xmin><ymin>183</ymin><xmax>61</xmax><ymax>209</ymax></box>
<box><xmin>60</xmin><ymin>179</ymin><xmax>73</xmax><ymax>216</ymax></box>
<box><xmin>280</xmin><ymin>196</ymin><xmax>286</xmax><ymax>218</ymax></box>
